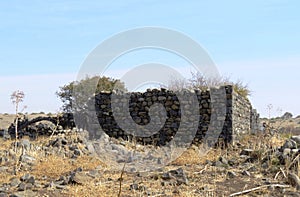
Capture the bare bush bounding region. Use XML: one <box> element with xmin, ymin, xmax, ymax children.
<box><xmin>168</xmin><ymin>71</ymin><xmax>251</xmax><ymax>98</ymax></box>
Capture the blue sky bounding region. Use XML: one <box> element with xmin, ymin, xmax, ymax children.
<box><xmin>1</xmin><ymin>0</ymin><xmax>300</xmax><ymax>117</ymax></box>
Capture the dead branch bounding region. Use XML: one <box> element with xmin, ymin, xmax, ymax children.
<box><xmin>229</xmin><ymin>184</ymin><xmax>290</xmax><ymax>197</ymax></box>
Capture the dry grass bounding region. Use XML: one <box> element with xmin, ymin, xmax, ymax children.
<box><xmin>65</xmin><ymin>168</ymin><xmax>139</xmax><ymax>196</ymax></box>
<box><xmin>1</xmin><ymin>114</ymin><xmax>299</xmax><ymax>196</ymax></box>
<box><xmin>0</xmin><ymin>138</ymin><xmax>12</xmax><ymax>151</ymax></box>
<box><xmin>172</xmin><ymin>147</ymin><xmax>204</xmax><ymax>165</ymax></box>
<box><xmin>66</xmin><ymin>183</ymin><xmax>119</xmax><ymax>197</ymax></box>
<box><xmin>0</xmin><ymin>172</ymin><xmax>15</xmax><ymax>184</ymax></box>
<box><xmin>172</xmin><ymin>146</ymin><xmax>224</xmax><ymax>166</ymax></box>
<box><xmin>32</xmin><ymin>155</ymin><xmax>106</xmax><ymax>179</ymax></box>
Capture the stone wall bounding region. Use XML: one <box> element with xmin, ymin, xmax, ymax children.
<box><xmin>231</xmin><ymin>90</ymin><xmax>260</xmax><ymax>142</ymax></box>
<box><xmin>231</xmin><ymin>90</ymin><xmax>252</xmax><ymax>142</ymax></box>
<box><xmin>87</xmin><ymin>85</ymin><xmax>259</xmax><ymax>146</ymax></box>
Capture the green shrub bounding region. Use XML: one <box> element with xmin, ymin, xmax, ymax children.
<box><xmin>57</xmin><ymin>76</ymin><xmax>126</xmax><ymax>113</ymax></box>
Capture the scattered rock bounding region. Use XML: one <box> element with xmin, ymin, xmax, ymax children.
<box><xmin>87</xmin><ymin>170</ymin><xmax>99</xmax><ymax>178</ymax></box>
<box><xmin>282</xmin><ymin>139</ymin><xmax>297</xmax><ymax>149</ymax></box>
<box><xmin>10</xmin><ymin>178</ymin><xmax>21</xmax><ymax>187</ymax></box>
<box><xmin>292</xmin><ymin>149</ymin><xmax>299</xmax><ymax>154</ymax></box>
<box><xmin>242</xmin><ymin>170</ymin><xmax>251</xmax><ymax>176</ymax></box>
<box><xmin>240</xmin><ymin>149</ymin><xmax>254</xmax><ymax>156</ymax></box>
<box><xmin>130</xmin><ymin>183</ymin><xmax>139</xmax><ymax>190</ymax></box>
<box><xmin>0</xmin><ymin>166</ymin><xmax>8</xmax><ymax>173</ymax></box>
<box><xmin>261</xmin><ymin>162</ymin><xmax>269</xmax><ymax>169</ymax></box>
<box><xmin>20</xmin><ymin>174</ymin><xmax>35</xmax><ymax>184</ymax></box>
<box><xmin>20</xmin><ymin>139</ymin><xmax>31</xmax><ymax>151</ymax></box>
<box><xmin>228</xmin><ymin>159</ymin><xmax>236</xmax><ymax>166</ymax></box>
<box><xmin>162</xmin><ymin>168</ymin><xmax>188</xmax><ymax>185</ymax></box>
<box><xmin>283</xmin><ymin>148</ymin><xmax>291</xmax><ymax>156</ymax></box>
<box><xmin>86</xmin><ymin>142</ymin><xmax>96</xmax><ymax>155</ymax></box>
<box><xmin>227</xmin><ymin>171</ymin><xmax>237</xmax><ymax>178</ymax></box>
<box><xmin>213</xmin><ymin>160</ymin><xmax>224</xmax><ymax>167</ymax></box>
<box><xmin>48</xmin><ymin>181</ymin><xmax>67</xmax><ymax>190</ymax></box>
<box><xmin>291</xmin><ymin>136</ymin><xmax>300</xmax><ymax>145</ymax></box>
<box><xmin>262</xmin><ymin>178</ymin><xmax>271</xmax><ymax>185</ymax></box>
<box><xmin>73</xmin><ymin>149</ymin><xmax>82</xmax><ymax>156</ymax></box>
<box><xmin>20</xmin><ymin>155</ymin><xmax>36</xmax><ymax>165</ymax></box>
<box><xmin>11</xmin><ymin>190</ymin><xmax>37</xmax><ymax>197</ymax></box>
<box><xmin>55</xmin><ymin>175</ymin><xmax>70</xmax><ymax>185</ymax></box>
<box><xmin>18</xmin><ymin>182</ymin><xmax>33</xmax><ymax>191</ymax></box>
<box><xmin>70</xmin><ymin>171</ymin><xmax>93</xmax><ymax>185</ymax></box>
<box><xmin>219</xmin><ymin>156</ymin><xmax>228</xmax><ymax>165</ymax></box>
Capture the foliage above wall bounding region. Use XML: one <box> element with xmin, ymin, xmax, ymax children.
<box><xmin>167</xmin><ymin>71</ymin><xmax>251</xmax><ymax>99</ymax></box>
<box><xmin>56</xmin><ymin>76</ymin><xmax>126</xmax><ymax>113</ymax></box>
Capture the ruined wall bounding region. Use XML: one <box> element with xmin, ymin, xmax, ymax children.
<box><xmin>231</xmin><ymin>91</ymin><xmax>260</xmax><ymax>142</ymax></box>
<box><xmin>87</xmin><ymin>85</ymin><xmax>258</xmax><ymax>145</ymax></box>
<box><xmin>231</xmin><ymin>91</ymin><xmax>252</xmax><ymax>142</ymax></box>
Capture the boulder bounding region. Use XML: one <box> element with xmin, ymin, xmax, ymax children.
<box><xmin>291</xmin><ymin>136</ymin><xmax>300</xmax><ymax>145</ymax></box>
<box><xmin>283</xmin><ymin>139</ymin><xmax>298</xmax><ymax>149</ymax></box>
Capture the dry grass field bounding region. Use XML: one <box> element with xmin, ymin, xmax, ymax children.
<box><xmin>1</xmin><ymin>114</ymin><xmax>300</xmax><ymax>196</ymax></box>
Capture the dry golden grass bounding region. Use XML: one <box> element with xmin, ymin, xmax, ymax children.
<box><xmin>0</xmin><ymin>170</ymin><xmax>35</xmax><ymax>185</ymax></box>
<box><xmin>1</xmin><ymin>116</ymin><xmax>298</xmax><ymax>197</ymax></box>
<box><xmin>0</xmin><ymin>172</ymin><xmax>15</xmax><ymax>184</ymax></box>
<box><xmin>66</xmin><ymin>183</ymin><xmax>119</xmax><ymax>197</ymax></box>
<box><xmin>172</xmin><ymin>146</ymin><xmax>224</xmax><ymax>166</ymax></box>
<box><xmin>238</xmin><ymin>133</ymin><xmax>286</xmax><ymax>151</ymax></box>
<box><xmin>32</xmin><ymin>155</ymin><xmax>106</xmax><ymax>179</ymax></box>
<box><xmin>0</xmin><ymin>138</ymin><xmax>12</xmax><ymax>151</ymax></box>
<box><xmin>65</xmin><ymin>168</ymin><xmax>141</xmax><ymax>196</ymax></box>
<box><xmin>172</xmin><ymin>148</ymin><xmax>204</xmax><ymax>165</ymax></box>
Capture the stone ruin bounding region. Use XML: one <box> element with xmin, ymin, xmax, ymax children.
<box><xmin>5</xmin><ymin>113</ymin><xmax>75</xmax><ymax>139</ymax></box>
<box><xmin>2</xmin><ymin>85</ymin><xmax>260</xmax><ymax>146</ymax></box>
<box><xmin>85</xmin><ymin>85</ymin><xmax>260</xmax><ymax>146</ymax></box>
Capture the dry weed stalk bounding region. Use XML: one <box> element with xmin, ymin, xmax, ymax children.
<box><xmin>118</xmin><ymin>136</ymin><xmax>138</xmax><ymax>197</ymax></box>
<box><xmin>50</xmin><ymin>112</ymin><xmax>61</xmax><ymax>139</ymax></box>
<box><xmin>11</xmin><ymin>90</ymin><xmax>27</xmax><ymax>152</ymax></box>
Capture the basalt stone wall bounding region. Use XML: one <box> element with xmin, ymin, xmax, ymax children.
<box><xmin>231</xmin><ymin>91</ymin><xmax>260</xmax><ymax>142</ymax></box>
<box><xmin>232</xmin><ymin>91</ymin><xmax>252</xmax><ymax>142</ymax></box>
<box><xmin>89</xmin><ymin>85</ymin><xmax>258</xmax><ymax>146</ymax></box>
